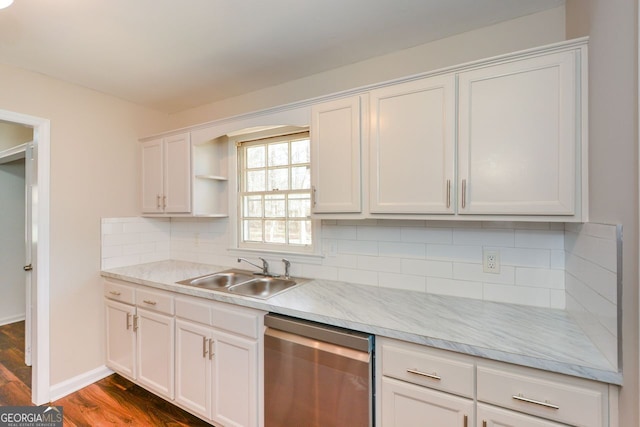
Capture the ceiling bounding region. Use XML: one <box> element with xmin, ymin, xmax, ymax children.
<box><xmin>0</xmin><ymin>0</ymin><xmax>564</xmax><ymax>113</ymax></box>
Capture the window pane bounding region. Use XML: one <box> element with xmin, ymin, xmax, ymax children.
<box><xmin>243</xmin><ymin>195</ymin><xmax>262</xmax><ymax>218</ymax></box>
<box><xmin>265</xmin><ymin>194</ymin><xmax>285</xmax><ymax>218</ymax></box>
<box><xmin>243</xmin><ymin>220</ymin><xmax>262</xmax><ymax>242</ymax></box>
<box><xmin>291</xmin><ymin>165</ymin><xmax>310</xmax><ymax>190</ymax></box>
<box><xmin>268</xmin><ymin>168</ymin><xmax>289</xmax><ymax>191</ymax></box>
<box><xmin>288</xmin><ymin>220</ymin><xmax>312</xmax><ymax>245</ymax></box>
<box><xmin>246</xmin><ymin>170</ymin><xmax>265</xmax><ymax>192</ymax></box>
<box><xmin>264</xmin><ymin>220</ymin><xmax>286</xmax><ymax>243</ymax></box>
<box><xmin>291</xmin><ymin>139</ymin><xmax>310</xmax><ymax>164</ymax></box>
<box><xmin>268</xmin><ymin>142</ymin><xmax>289</xmax><ymax>166</ymax></box>
<box><xmin>288</xmin><ymin>194</ymin><xmax>310</xmax><ymax>218</ymax></box>
<box><xmin>246</xmin><ymin>145</ymin><xmax>265</xmax><ymax>168</ymax></box>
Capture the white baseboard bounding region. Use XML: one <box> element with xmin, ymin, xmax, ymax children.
<box><xmin>0</xmin><ymin>314</ymin><xmax>26</xmax><ymax>327</ymax></box>
<box><xmin>49</xmin><ymin>365</ymin><xmax>114</xmax><ymax>402</ymax></box>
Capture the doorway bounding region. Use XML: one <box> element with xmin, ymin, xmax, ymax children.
<box><xmin>0</xmin><ymin>109</ymin><xmax>50</xmax><ymax>405</ymax></box>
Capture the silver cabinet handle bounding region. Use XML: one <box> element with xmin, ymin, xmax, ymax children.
<box><xmin>406</xmin><ymin>368</ymin><xmax>441</xmax><ymax>381</ymax></box>
<box><xmin>512</xmin><ymin>393</ymin><xmax>559</xmax><ymax>410</ymax></box>
<box><xmin>463</xmin><ymin>414</ymin><xmax>467</xmax><ymax>427</ymax></box>
<box><xmin>461</xmin><ymin>179</ymin><xmax>467</xmax><ymax>209</ymax></box>
<box><xmin>23</xmin><ymin>264</ymin><xmax>33</xmax><ymax>271</ymax></box>
<box><xmin>208</xmin><ymin>338</ymin><xmax>214</xmax><ymax>360</ymax></box>
<box><xmin>312</xmin><ymin>186</ymin><xmax>317</xmax><ymax>207</ymax></box>
<box><xmin>446</xmin><ymin>179</ymin><xmax>451</xmax><ymax>209</ymax></box>
<box><xmin>133</xmin><ymin>315</ymin><xmax>139</xmax><ymax>331</ymax></box>
<box><xmin>156</xmin><ymin>194</ymin><xmax>161</xmax><ymax>209</ymax></box>
<box><xmin>142</xmin><ymin>300</ymin><xmax>157</xmax><ymax>306</ymax></box>
<box><xmin>162</xmin><ymin>195</ymin><xmax>167</xmax><ymax>209</ymax></box>
<box><xmin>126</xmin><ymin>313</ymin><xmax>132</xmax><ymax>330</ymax></box>
<box><xmin>202</xmin><ymin>337</ymin><xmax>208</xmax><ymax>358</ymax></box>
<box><xmin>109</xmin><ymin>291</ymin><xmax>121</xmax><ymax>296</ymax></box>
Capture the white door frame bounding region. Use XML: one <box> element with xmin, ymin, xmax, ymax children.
<box><xmin>0</xmin><ymin>109</ymin><xmax>50</xmax><ymax>405</ymax></box>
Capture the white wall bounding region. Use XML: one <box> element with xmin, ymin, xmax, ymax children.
<box><xmin>0</xmin><ymin>159</ymin><xmax>26</xmax><ymax>325</ymax></box>
<box><xmin>565</xmin><ymin>1</ymin><xmax>638</xmax><ymax>425</ymax></box>
<box><xmin>0</xmin><ymin>63</ymin><xmax>166</xmax><ymax>386</ymax></box>
<box><xmin>164</xmin><ymin>7</ymin><xmax>566</xmax><ymax>131</ymax></box>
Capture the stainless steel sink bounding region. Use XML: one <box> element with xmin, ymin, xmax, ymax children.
<box><xmin>228</xmin><ymin>277</ymin><xmax>299</xmax><ymax>299</ymax></box>
<box><xmin>177</xmin><ymin>269</ymin><xmax>254</xmax><ymax>289</ymax></box>
<box><xmin>176</xmin><ymin>269</ymin><xmax>305</xmax><ymax>299</ymax></box>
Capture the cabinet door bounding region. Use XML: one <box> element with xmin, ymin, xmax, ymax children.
<box><xmin>381</xmin><ymin>377</ymin><xmax>473</xmax><ymax>427</ymax></box>
<box><xmin>105</xmin><ymin>300</ymin><xmax>136</xmax><ymax>380</ymax></box>
<box><xmin>141</xmin><ymin>138</ymin><xmax>164</xmax><ymax>213</ymax></box>
<box><xmin>477</xmin><ymin>403</ymin><xmax>565</xmax><ymax>427</ymax></box>
<box><xmin>211</xmin><ymin>330</ymin><xmax>258</xmax><ymax>427</ymax></box>
<box><xmin>136</xmin><ymin>307</ymin><xmax>175</xmax><ymax>400</ymax></box>
<box><xmin>311</xmin><ymin>95</ymin><xmax>363</xmax><ymax>213</ymax></box>
<box><xmin>370</xmin><ymin>75</ymin><xmax>455</xmax><ymax>214</ymax></box>
<box><xmin>163</xmin><ymin>133</ymin><xmax>192</xmax><ymax>213</ymax></box>
<box><xmin>458</xmin><ymin>50</ymin><xmax>578</xmax><ymax>215</ymax></box>
<box><xmin>175</xmin><ymin>319</ymin><xmax>212</xmax><ymax>419</ymax></box>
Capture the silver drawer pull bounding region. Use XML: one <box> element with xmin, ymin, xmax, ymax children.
<box><xmin>109</xmin><ymin>291</ymin><xmax>121</xmax><ymax>296</ymax></box>
<box><xmin>142</xmin><ymin>299</ymin><xmax>157</xmax><ymax>305</ymax></box>
<box><xmin>512</xmin><ymin>393</ymin><xmax>560</xmax><ymax>410</ymax></box>
<box><xmin>406</xmin><ymin>368</ymin><xmax>441</xmax><ymax>381</ymax></box>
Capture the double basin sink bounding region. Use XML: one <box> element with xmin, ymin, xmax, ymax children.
<box><xmin>176</xmin><ymin>269</ymin><xmax>306</xmax><ymax>299</ymax></box>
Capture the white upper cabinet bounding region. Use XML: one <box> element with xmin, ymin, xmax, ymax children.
<box><xmin>311</xmin><ymin>95</ymin><xmax>364</xmax><ymax>213</ymax></box>
<box><xmin>458</xmin><ymin>49</ymin><xmax>582</xmax><ymax>216</ymax></box>
<box><xmin>141</xmin><ymin>132</ymin><xmax>191</xmax><ymax>214</ymax></box>
<box><xmin>370</xmin><ymin>75</ymin><xmax>456</xmax><ymax>214</ymax></box>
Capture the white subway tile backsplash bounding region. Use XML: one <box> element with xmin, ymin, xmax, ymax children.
<box><xmin>549</xmin><ymin>290</ymin><xmax>566</xmax><ymax>309</ymax></box>
<box><xmin>357</xmin><ymin>225</ymin><xmax>401</xmax><ymax>242</ymax></box>
<box><xmin>426</xmin><ymin>244</ymin><xmax>482</xmax><ymax>263</ymax></box>
<box><xmin>564</xmin><ymin>231</ymin><xmax>617</xmax><ymax>272</ymax></box>
<box><xmin>378</xmin><ymin>273</ymin><xmax>426</xmax><ymax>292</ymax></box>
<box><xmin>515</xmin><ymin>267</ymin><xmax>564</xmax><ymax>289</ymax></box>
<box><xmin>515</xmin><ymin>229</ymin><xmax>564</xmax><ymax>249</ymax></box>
<box><xmin>498</xmin><ymin>247</ymin><xmax>550</xmax><ymax>268</ymax></box>
<box><xmin>338</xmin><ymin>268</ymin><xmax>378</xmax><ymax>286</ymax></box>
<box><xmin>401</xmin><ymin>259</ymin><xmax>452</xmax><ymax>279</ymax></box>
<box><xmin>357</xmin><ymin>255</ymin><xmax>402</xmax><ymax>273</ymax></box>
<box><xmin>301</xmin><ymin>264</ymin><xmax>339</xmax><ymax>281</ymax></box>
<box><xmin>483</xmin><ymin>283</ymin><xmax>550</xmax><ymax>307</ymax></box>
<box><xmin>321</xmin><ymin>224</ymin><xmax>357</xmax><ymax>239</ymax></box>
<box><xmin>565</xmin><ymin>253</ymin><xmax>617</xmax><ymax>304</ymax></box>
<box><xmin>378</xmin><ymin>241</ymin><xmax>426</xmax><ymax>259</ymax></box>
<box><xmin>338</xmin><ymin>239</ymin><xmax>379</xmax><ymax>256</ymax></box>
<box><xmin>400</xmin><ymin>227</ymin><xmax>452</xmax><ymax>244</ymax></box>
<box><xmin>550</xmin><ymin>250</ymin><xmax>565</xmax><ymax>269</ymax></box>
<box><xmin>454</xmin><ymin>263</ymin><xmax>515</xmax><ymax>285</ymax></box>
<box><xmin>426</xmin><ymin>277</ymin><xmax>483</xmax><ymax>299</ymax></box>
<box><xmin>453</xmin><ymin>228</ymin><xmax>514</xmax><ymax>246</ymax></box>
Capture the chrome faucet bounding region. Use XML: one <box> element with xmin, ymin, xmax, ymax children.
<box><xmin>282</xmin><ymin>258</ymin><xmax>291</xmax><ymax>279</ymax></box>
<box><xmin>238</xmin><ymin>257</ymin><xmax>271</xmax><ymax>276</ymax></box>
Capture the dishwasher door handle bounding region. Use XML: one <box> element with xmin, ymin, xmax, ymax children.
<box><xmin>265</xmin><ymin>327</ymin><xmax>370</xmax><ymax>363</ymax></box>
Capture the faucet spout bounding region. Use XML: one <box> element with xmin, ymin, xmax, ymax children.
<box><xmin>237</xmin><ymin>257</ymin><xmax>271</xmax><ymax>276</ymax></box>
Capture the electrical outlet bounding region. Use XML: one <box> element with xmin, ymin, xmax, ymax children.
<box><xmin>483</xmin><ymin>249</ymin><xmax>500</xmax><ymax>273</ymax></box>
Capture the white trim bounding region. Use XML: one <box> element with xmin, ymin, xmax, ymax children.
<box><xmin>0</xmin><ymin>109</ymin><xmax>51</xmax><ymax>405</ymax></box>
<box><xmin>0</xmin><ymin>314</ymin><xmax>26</xmax><ymax>327</ymax></box>
<box><xmin>49</xmin><ymin>366</ymin><xmax>114</xmax><ymax>402</ymax></box>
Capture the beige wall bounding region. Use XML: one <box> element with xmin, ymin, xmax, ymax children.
<box><xmin>0</xmin><ymin>63</ymin><xmax>166</xmax><ymax>385</ymax></box>
<box><xmin>566</xmin><ymin>0</ymin><xmax>638</xmax><ymax>425</ymax></box>
<box><xmin>164</xmin><ymin>7</ymin><xmax>566</xmax><ymax>131</ymax></box>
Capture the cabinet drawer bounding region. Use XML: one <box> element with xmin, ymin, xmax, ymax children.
<box><xmin>477</xmin><ymin>403</ymin><xmax>566</xmax><ymax>427</ymax></box>
<box><xmin>136</xmin><ymin>288</ymin><xmax>174</xmax><ymax>315</ymax></box>
<box><xmin>211</xmin><ymin>303</ymin><xmax>263</xmax><ymax>339</ymax></box>
<box><xmin>477</xmin><ymin>364</ymin><xmax>607</xmax><ymax>427</ymax></box>
<box><xmin>380</xmin><ymin>338</ymin><xmax>474</xmax><ymax>398</ymax></box>
<box><xmin>104</xmin><ymin>280</ymin><xmax>135</xmax><ymax>305</ymax></box>
<box><xmin>175</xmin><ymin>296</ymin><xmax>211</xmax><ymax>325</ymax></box>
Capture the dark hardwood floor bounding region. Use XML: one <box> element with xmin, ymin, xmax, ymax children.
<box><xmin>0</xmin><ymin>321</ymin><xmax>211</xmax><ymax>426</ymax></box>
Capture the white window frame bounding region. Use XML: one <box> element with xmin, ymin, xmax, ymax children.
<box><xmin>234</xmin><ymin>129</ymin><xmax>318</xmax><ymax>255</ymax></box>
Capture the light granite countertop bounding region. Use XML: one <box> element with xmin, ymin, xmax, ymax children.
<box><xmin>101</xmin><ymin>259</ymin><xmax>622</xmax><ymax>385</ymax></box>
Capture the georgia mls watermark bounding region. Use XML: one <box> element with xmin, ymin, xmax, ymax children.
<box><xmin>0</xmin><ymin>406</ymin><xmax>63</xmax><ymax>427</ymax></box>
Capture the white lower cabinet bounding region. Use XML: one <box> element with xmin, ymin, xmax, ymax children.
<box><xmin>477</xmin><ymin>403</ymin><xmax>565</xmax><ymax>427</ymax></box>
<box><xmin>377</xmin><ymin>337</ymin><xmax>612</xmax><ymax>427</ymax></box>
<box><xmin>381</xmin><ymin>376</ymin><xmax>473</xmax><ymax>426</ymax></box>
<box><xmin>105</xmin><ymin>279</ymin><xmax>265</xmax><ymax>427</ymax></box>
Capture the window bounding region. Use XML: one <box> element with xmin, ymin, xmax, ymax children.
<box><xmin>237</xmin><ymin>132</ymin><xmax>313</xmax><ymax>253</ymax></box>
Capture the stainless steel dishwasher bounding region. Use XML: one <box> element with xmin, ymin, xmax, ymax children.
<box><xmin>264</xmin><ymin>313</ymin><xmax>374</xmax><ymax>427</ymax></box>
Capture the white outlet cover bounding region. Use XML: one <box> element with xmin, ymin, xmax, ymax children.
<box><xmin>483</xmin><ymin>249</ymin><xmax>500</xmax><ymax>273</ymax></box>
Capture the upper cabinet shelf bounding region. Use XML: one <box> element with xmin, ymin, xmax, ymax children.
<box><xmin>310</xmin><ymin>38</ymin><xmax>588</xmax><ymax>222</ymax></box>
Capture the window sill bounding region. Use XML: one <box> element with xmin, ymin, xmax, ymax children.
<box><xmin>227</xmin><ymin>247</ymin><xmax>324</xmax><ymax>265</ymax></box>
